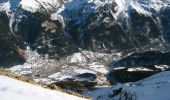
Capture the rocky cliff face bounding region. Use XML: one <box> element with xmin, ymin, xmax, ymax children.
<box><xmin>0</xmin><ymin>12</ymin><xmax>26</xmax><ymax>67</ymax></box>
<box><xmin>0</xmin><ymin>0</ymin><xmax>170</xmax><ymax>60</ymax></box>
<box><xmin>11</xmin><ymin>8</ymin><xmax>77</xmax><ymax>59</ymax></box>
<box><xmin>61</xmin><ymin>0</ymin><xmax>165</xmax><ymax>52</ymax></box>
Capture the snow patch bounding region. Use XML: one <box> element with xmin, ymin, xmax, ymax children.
<box><xmin>130</xmin><ymin>2</ymin><xmax>152</xmax><ymax>16</ymax></box>
<box><xmin>71</xmin><ymin>53</ymin><xmax>88</xmax><ymax>63</ymax></box>
<box><xmin>20</xmin><ymin>0</ymin><xmax>40</xmax><ymax>12</ymax></box>
<box><xmin>0</xmin><ymin>1</ymin><xmax>10</xmax><ymax>12</ymax></box>
<box><xmin>127</xmin><ymin>67</ymin><xmax>153</xmax><ymax>72</ymax></box>
<box><xmin>20</xmin><ymin>0</ymin><xmax>60</xmax><ymax>13</ymax></box>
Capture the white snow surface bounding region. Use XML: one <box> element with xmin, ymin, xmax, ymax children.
<box><xmin>0</xmin><ymin>1</ymin><xmax>10</xmax><ymax>12</ymax></box>
<box><xmin>1</xmin><ymin>0</ymin><xmax>168</xmax><ymax>22</ymax></box>
<box><xmin>20</xmin><ymin>0</ymin><xmax>61</xmax><ymax>13</ymax></box>
<box><xmin>70</xmin><ymin>53</ymin><xmax>88</xmax><ymax>63</ymax></box>
<box><xmin>127</xmin><ymin>67</ymin><xmax>153</xmax><ymax>72</ymax></box>
<box><xmin>86</xmin><ymin>71</ymin><xmax>170</xmax><ymax>100</ymax></box>
<box><xmin>130</xmin><ymin>2</ymin><xmax>152</xmax><ymax>15</ymax></box>
<box><xmin>0</xmin><ymin>75</ymin><xmax>87</xmax><ymax>100</ymax></box>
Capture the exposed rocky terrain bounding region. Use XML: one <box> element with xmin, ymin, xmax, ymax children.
<box><xmin>0</xmin><ymin>12</ymin><xmax>26</xmax><ymax>67</ymax></box>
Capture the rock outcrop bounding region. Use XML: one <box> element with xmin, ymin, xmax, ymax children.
<box><xmin>0</xmin><ymin>12</ymin><xmax>26</xmax><ymax>67</ymax></box>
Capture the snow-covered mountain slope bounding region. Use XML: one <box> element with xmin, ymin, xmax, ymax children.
<box><xmin>86</xmin><ymin>71</ymin><xmax>170</xmax><ymax>100</ymax></box>
<box><xmin>0</xmin><ymin>75</ymin><xmax>87</xmax><ymax>100</ymax></box>
<box><xmin>2</xmin><ymin>0</ymin><xmax>167</xmax><ymax>17</ymax></box>
<box><xmin>0</xmin><ymin>1</ymin><xmax>10</xmax><ymax>12</ymax></box>
<box><xmin>0</xmin><ymin>0</ymin><xmax>169</xmax><ymax>25</ymax></box>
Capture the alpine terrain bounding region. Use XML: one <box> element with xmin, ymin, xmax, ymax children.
<box><xmin>1</xmin><ymin>0</ymin><xmax>170</xmax><ymax>100</ymax></box>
